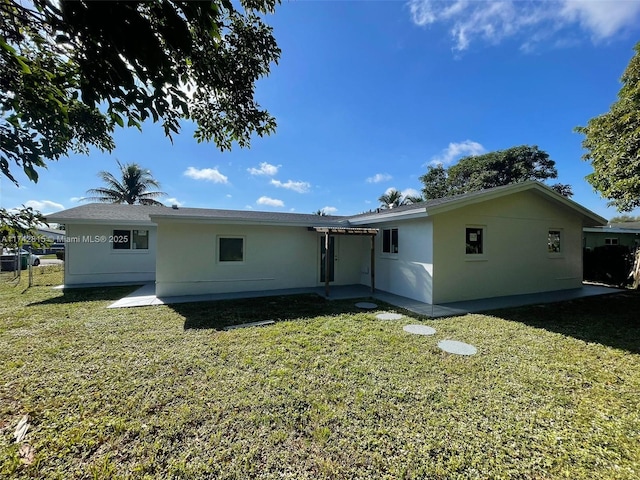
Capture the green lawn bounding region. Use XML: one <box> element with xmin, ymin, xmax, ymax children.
<box><xmin>1</xmin><ymin>268</ymin><xmax>639</xmax><ymax>479</ymax></box>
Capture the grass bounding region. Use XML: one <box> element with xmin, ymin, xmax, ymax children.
<box><xmin>1</xmin><ymin>268</ymin><xmax>639</xmax><ymax>479</ymax></box>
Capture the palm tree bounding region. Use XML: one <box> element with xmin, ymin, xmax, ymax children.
<box><xmin>377</xmin><ymin>189</ymin><xmax>424</xmax><ymax>209</ymax></box>
<box><xmin>378</xmin><ymin>189</ymin><xmax>404</xmax><ymax>209</ymax></box>
<box><xmin>84</xmin><ymin>160</ymin><xmax>166</xmax><ymax>206</ymax></box>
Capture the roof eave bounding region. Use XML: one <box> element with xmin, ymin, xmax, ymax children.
<box><xmin>348</xmin><ymin>209</ymin><xmax>428</xmax><ymax>225</ymax></box>
<box><xmin>424</xmin><ymin>181</ymin><xmax>607</xmax><ymax>227</ymax></box>
<box><xmin>149</xmin><ymin>214</ymin><xmax>350</xmax><ymax>228</ymax></box>
<box><xmin>45</xmin><ymin>217</ymin><xmax>156</xmax><ymax>226</ymax></box>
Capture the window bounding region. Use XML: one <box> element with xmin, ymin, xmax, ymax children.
<box><xmin>112</xmin><ymin>229</ymin><xmax>131</xmax><ymax>250</ymax></box>
<box><xmin>382</xmin><ymin>228</ymin><xmax>398</xmax><ymax>254</ymax></box>
<box><xmin>466</xmin><ymin>227</ymin><xmax>483</xmax><ymax>254</ymax></box>
<box><xmin>548</xmin><ymin>230</ymin><xmax>561</xmax><ymax>253</ymax></box>
<box><xmin>112</xmin><ymin>229</ymin><xmax>149</xmax><ymax>250</ymax></box>
<box><xmin>605</xmin><ymin>238</ymin><xmax>619</xmax><ymax>246</ymax></box>
<box><xmin>132</xmin><ymin>230</ymin><xmax>149</xmax><ymax>249</ymax></box>
<box><xmin>219</xmin><ymin>237</ymin><xmax>244</xmax><ymax>262</ymax></box>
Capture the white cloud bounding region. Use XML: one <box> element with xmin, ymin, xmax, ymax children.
<box><xmin>428</xmin><ymin>140</ymin><xmax>485</xmax><ymax>166</ymax></box>
<box><xmin>24</xmin><ymin>200</ymin><xmax>65</xmax><ymax>213</ymax></box>
<box><xmin>366</xmin><ymin>173</ymin><xmax>393</xmax><ymax>184</ymax></box>
<box><xmin>560</xmin><ymin>0</ymin><xmax>640</xmax><ymax>40</ymax></box>
<box><xmin>248</xmin><ymin>162</ymin><xmax>280</xmax><ymax>176</ymax></box>
<box><xmin>322</xmin><ymin>206</ymin><xmax>338</xmax><ymax>214</ymax></box>
<box><xmin>184</xmin><ymin>167</ymin><xmax>228</xmax><ymax>184</ymax></box>
<box><xmin>270</xmin><ymin>179</ymin><xmax>311</xmax><ymax>193</ymax></box>
<box><xmin>69</xmin><ymin>197</ymin><xmax>83</xmax><ymax>203</ymax></box>
<box><xmin>166</xmin><ymin>197</ymin><xmax>185</xmax><ymax>207</ymax></box>
<box><xmin>225</xmin><ymin>194</ymin><xmax>232</xmax><ymax>198</ymax></box>
<box><xmin>256</xmin><ymin>196</ymin><xmax>284</xmax><ymax>207</ymax></box>
<box><xmin>407</xmin><ymin>0</ymin><xmax>640</xmax><ymax>51</ymax></box>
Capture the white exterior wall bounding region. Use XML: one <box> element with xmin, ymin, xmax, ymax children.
<box><xmin>63</xmin><ymin>224</ymin><xmax>156</xmax><ymax>285</ymax></box>
<box><xmin>155</xmin><ymin>221</ymin><xmax>366</xmax><ymax>297</ymax></box>
<box><xmin>362</xmin><ymin>218</ymin><xmax>434</xmax><ymax>304</ymax></box>
<box><xmin>432</xmin><ymin>190</ymin><xmax>583</xmax><ymax>304</ymax></box>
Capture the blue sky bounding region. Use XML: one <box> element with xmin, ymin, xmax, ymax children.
<box><xmin>3</xmin><ymin>0</ymin><xmax>640</xmax><ymax>220</ymax></box>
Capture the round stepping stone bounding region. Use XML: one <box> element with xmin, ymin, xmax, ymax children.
<box><xmin>355</xmin><ymin>302</ymin><xmax>378</xmax><ymax>309</ymax></box>
<box><xmin>437</xmin><ymin>340</ymin><xmax>477</xmax><ymax>356</ymax></box>
<box><xmin>376</xmin><ymin>312</ymin><xmax>404</xmax><ymax>320</ymax></box>
<box><xmin>403</xmin><ymin>324</ymin><xmax>436</xmax><ymax>336</ymax></box>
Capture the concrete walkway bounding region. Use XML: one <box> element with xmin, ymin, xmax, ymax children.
<box><xmin>107</xmin><ymin>283</ymin><xmax>623</xmax><ymax>317</ymax></box>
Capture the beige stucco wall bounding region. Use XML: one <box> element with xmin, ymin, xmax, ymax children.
<box><xmin>64</xmin><ymin>224</ymin><xmax>156</xmax><ymax>285</ymax></box>
<box><xmin>431</xmin><ymin>190</ymin><xmax>583</xmax><ymax>304</ymax></box>
<box><xmin>361</xmin><ymin>218</ymin><xmax>434</xmax><ymax>304</ymax></box>
<box><xmin>154</xmin><ymin>221</ymin><xmax>366</xmax><ymax>297</ymax></box>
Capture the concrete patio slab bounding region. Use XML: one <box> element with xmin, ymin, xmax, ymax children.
<box><xmin>107</xmin><ymin>282</ymin><xmax>625</xmax><ymax>316</ymax></box>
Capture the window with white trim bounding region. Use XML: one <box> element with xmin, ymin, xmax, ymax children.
<box><xmin>219</xmin><ymin>237</ymin><xmax>244</xmax><ymax>262</ymax></box>
<box><xmin>112</xmin><ymin>229</ymin><xmax>149</xmax><ymax>250</ymax></box>
<box><xmin>382</xmin><ymin>228</ymin><xmax>398</xmax><ymax>254</ymax></box>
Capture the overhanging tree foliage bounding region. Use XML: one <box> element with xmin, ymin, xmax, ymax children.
<box><xmin>0</xmin><ymin>206</ymin><xmax>48</xmax><ymax>247</ymax></box>
<box><xmin>419</xmin><ymin>145</ymin><xmax>572</xmax><ymax>200</ymax></box>
<box><xmin>576</xmin><ymin>42</ymin><xmax>640</xmax><ymax>212</ymax></box>
<box><xmin>0</xmin><ymin>0</ymin><xmax>281</xmax><ymax>185</ymax></box>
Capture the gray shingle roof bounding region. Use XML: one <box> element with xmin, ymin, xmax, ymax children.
<box><xmin>46</xmin><ymin>203</ymin><xmax>350</xmax><ymax>226</ymax></box>
<box><xmin>46</xmin><ymin>204</ymin><xmax>171</xmax><ymax>223</ymax></box>
<box><xmin>46</xmin><ymin>181</ymin><xmax>606</xmax><ymax>227</ymax></box>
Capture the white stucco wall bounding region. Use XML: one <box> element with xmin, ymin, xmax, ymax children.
<box><xmin>63</xmin><ymin>224</ymin><xmax>156</xmax><ymax>285</ymax></box>
<box><xmin>360</xmin><ymin>218</ymin><xmax>434</xmax><ymax>304</ymax></box>
<box><xmin>431</xmin><ymin>190</ymin><xmax>584</xmax><ymax>304</ymax></box>
<box><xmin>154</xmin><ymin>221</ymin><xmax>367</xmax><ymax>297</ymax></box>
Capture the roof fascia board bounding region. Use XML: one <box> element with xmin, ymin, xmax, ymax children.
<box><xmin>584</xmin><ymin>227</ymin><xmax>640</xmax><ymax>234</ymax></box>
<box><xmin>45</xmin><ymin>217</ymin><xmax>156</xmax><ymax>226</ymax></box>
<box><xmin>149</xmin><ymin>215</ymin><xmax>347</xmax><ymax>228</ymax></box>
<box><xmin>425</xmin><ymin>182</ymin><xmax>607</xmax><ymax>226</ymax></box>
<box><xmin>348</xmin><ymin>209</ymin><xmax>428</xmax><ymax>225</ymax></box>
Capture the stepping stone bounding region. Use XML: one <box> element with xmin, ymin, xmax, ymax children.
<box><xmin>403</xmin><ymin>324</ymin><xmax>436</xmax><ymax>336</ymax></box>
<box><xmin>376</xmin><ymin>312</ymin><xmax>404</xmax><ymax>320</ymax></box>
<box><xmin>223</xmin><ymin>320</ymin><xmax>275</xmax><ymax>331</ymax></box>
<box><xmin>437</xmin><ymin>340</ymin><xmax>477</xmax><ymax>356</ymax></box>
<box><xmin>355</xmin><ymin>302</ymin><xmax>378</xmax><ymax>309</ymax></box>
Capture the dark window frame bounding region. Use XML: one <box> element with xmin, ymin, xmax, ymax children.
<box><xmin>465</xmin><ymin>227</ymin><xmax>484</xmax><ymax>255</ymax></box>
<box><xmin>382</xmin><ymin>228</ymin><xmax>399</xmax><ymax>254</ymax></box>
<box><xmin>218</xmin><ymin>236</ymin><xmax>245</xmax><ymax>263</ymax></box>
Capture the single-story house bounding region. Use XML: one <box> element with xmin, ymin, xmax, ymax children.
<box><xmin>47</xmin><ymin>181</ymin><xmax>607</xmax><ymax>305</ymax></box>
<box><xmin>583</xmin><ymin>222</ymin><xmax>640</xmax><ymax>250</ymax></box>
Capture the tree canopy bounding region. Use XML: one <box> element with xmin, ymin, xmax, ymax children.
<box><xmin>419</xmin><ymin>145</ymin><xmax>572</xmax><ymax>200</ymax></box>
<box><xmin>0</xmin><ymin>0</ymin><xmax>280</xmax><ymax>185</ymax></box>
<box><xmin>0</xmin><ymin>206</ymin><xmax>48</xmax><ymax>247</ymax></box>
<box><xmin>576</xmin><ymin>42</ymin><xmax>640</xmax><ymax>212</ymax></box>
<box><xmin>84</xmin><ymin>161</ymin><xmax>166</xmax><ymax>206</ymax></box>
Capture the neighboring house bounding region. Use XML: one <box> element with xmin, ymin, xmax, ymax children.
<box><xmin>47</xmin><ymin>181</ymin><xmax>606</xmax><ymax>305</ymax></box>
<box><xmin>583</xmin><ymin>222</ymin><xmax>640</xmax><ymax>251</ymax></box>
<box><xmin>30</xmin><ymin>227</ymin><xmax>67</xmax><ymax>254</ymax></box>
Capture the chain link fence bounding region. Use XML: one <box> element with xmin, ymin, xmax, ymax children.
<box><xmin>0</xmin><ymin>262</ymin><xmax>63</xmax><ymax>287</ymax></box>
